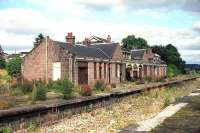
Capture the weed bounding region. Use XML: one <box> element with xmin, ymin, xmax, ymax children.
<box><xmin>94</xmin><ymin>80</ymin><xmax>106</xmax><ymax>91</ymax></box>
<box><xmin>0</xmin><ymin>127</ymin><xmax>12</xmax><ymax>133</ymax></box>
<box><xmin>80</xmin><ymin>85</ymin><xmax>92</xmax><ymax>96</ymax></box>
<box><xmin>31</xmin><ymin>82</ymin><xmax>46</xmax><ymax>101</ymax></box>
<box><xmin>27</xmin><ymin>120</ymin><xmax>39</xmax><ymax>132</ymax></box>
<box><xmin>85</xmin><ymin>104</ymin><xmax>93</xmax><ymax>113</ymax></box>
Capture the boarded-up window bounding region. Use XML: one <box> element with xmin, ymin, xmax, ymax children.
<box><xmin>52</xmin><ymin>62</ymin><xmax>61</xmax><ymax>81</ymax></box>
<box><xmin>94</xmin><ymin>62</ymin><xmax>97</xmax><ymax>79</ymax></box>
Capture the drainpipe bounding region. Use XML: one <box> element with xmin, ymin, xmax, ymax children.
<box><xmin>45</xmin><ymin>36</ymin><xmax>48</xmax><ymax>84</ymax></box>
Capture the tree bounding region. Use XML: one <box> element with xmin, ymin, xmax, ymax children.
<box><xmin>122</xmin><ymin>35</ymin><xmax>149</xmax><ymax>50</ymax></box>
<box><xmin>6</xmin><ymin>56</ymin><xmax>22</xmax><ymax>76</ymax></box>
<box><xmin>152</xmin><ymin>44</ymin><xmax>185</xmax><ymax>75</ymax></box>
<box><xmin>34</xmin><ymin>33</ymin><xmax>44</xmax><ymax>47</ymax></box>
<box><xmin>0</xmin><ymin>45</ymin><xmax>6</xmax><ymax>69</ymax></box>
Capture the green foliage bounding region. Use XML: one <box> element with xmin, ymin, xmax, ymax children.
<box><xmin>32</xmin><ymin>82</ymin><xmax>46</xmax><ymax>101</ymax></box>
<box><xmin>11</xmin><ymin>84</ymin><xmax>32</xmax><ymax>96</ymax></box>
<box><xmin>152</xmin><ymin>44</ymin><xmax>185</xmax><ymax>74</ymax></box>
<box><xmin>50</xmin><ymin>78</ymin><xmax>73</xmax><ymax>99</ymax></box>
<box><xmin>163</xmin><ymin>96</ymin><xmax>171</xmax><ymax>108</ymax></box>
<box><xmin>27</xmin><ymin>120</ymin><xmax>39</xmax><ymax>132</ymax></box>
<box><xmin>190</xmin><ymin>70</ymin><xmax>200</xmax><ymax>77</ymax></box>
<box><xmin>34</xmin><ymin>33</ymin><xmax>44</xmax><ymax>47</ymax></box>
<box><xmin>0</xmin><ymin>59</ymin><xmax>6</xmax><ymax>69</ymax></box>
<box><xmin>85</xmin><ymin>104</ymin><xmax>93</xmax><ymax>113</ymax></box>
<box><xmin>167</xmin><ymin>64</ymin><xmax>180</xmax><ymax>78</ymax></box>
<box><xmin>6</xmin><ymin>56</ymin><xmax>22</xmax><ymax>76</ymax></box>
<box><xmin>94</xmin><ymin>80</ymin><xmax>106</xmax><ymax>91</ymax></box>
<box><xmin>0</xmin><ymin>127</ymin><xmax>12</xmax><ymax>133</ymax></box>
<box><xmin>122</xmin><ymin>35</ymin><xmax>149</xmax><ymax>50</ymax></box>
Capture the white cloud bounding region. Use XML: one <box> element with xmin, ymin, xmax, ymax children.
<box><xmin>0</xmin><ymin>3</ymin><xmax>200</xmax><ymax>63</ymax></box>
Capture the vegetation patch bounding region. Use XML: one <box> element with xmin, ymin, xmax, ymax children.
<box><xmin>31</xmin><ymin>82</ymin><xmax>46</xmax><ymax>101</ymax></box>
<box><xmin>38</xmin><ymin>79</ymin><xmax>200</xmax><ymax>133</ymax></box>
<box><xmin>152</xmin><ymin>95</ymin><xmax>200</xmax><ymax>133</ymax></box>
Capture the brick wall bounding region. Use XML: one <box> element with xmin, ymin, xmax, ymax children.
<box><xmin>22</xmin><ymin>38</ymin><xmax>70</xmax><ymax>84</ymax></box>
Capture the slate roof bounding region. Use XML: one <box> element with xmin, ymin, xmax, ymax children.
<box><xmin>54</xmin><ymin>41</ymin><xmax>110</xmax><ymax>59</ymax></box>
<box><xmin>131</xmin><ymin>49</ymin><xmax>146</xmax><ymax>60</ymax></box>
<box><xmin>90</xmin><ymin>43</ymin><xmax>118</xmax><ymax>59</ymax></box>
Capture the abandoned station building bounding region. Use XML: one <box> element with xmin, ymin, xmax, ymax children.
<box><xmin>22</xmin><ymin>32</ymin><xmax>167</xmax><ymax>86</ymax></box>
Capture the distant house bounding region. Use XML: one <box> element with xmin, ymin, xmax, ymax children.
<box><xmin>122</xmin><ymin>48</ymin><xmax>167</xmax><ymax>80</ymax></box>
<box><xmin>22</xmin><ymin>33</ymin><xmax>126</xmax><ymax>86</ymax></box>
<box><xmin>5</xmin><ymin>52</ymin><xmax>29</xmax><ymax>62</ymax></box>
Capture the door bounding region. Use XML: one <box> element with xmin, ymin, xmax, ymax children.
<box><xmin>53</xmin><ymin>62</ymin><xmax>61</xmax><ymax>81</ymax></box>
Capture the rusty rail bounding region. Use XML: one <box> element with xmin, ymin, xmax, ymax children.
<box><xmin>0</xmin><ymin>76</ymin><xmax>198</xmax><ymax>130</ymax></box>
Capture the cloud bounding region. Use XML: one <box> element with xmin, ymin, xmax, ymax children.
<box><xmin>180</xmin><ymin>50</ymin><xmax>200</xmax><ymax>64</ymax></box>
<box><xmin>0</xmin><ymin>8</ymin><xmax>50</xmax><ymax>35</ymax></box>
<box><xmin>77</xmin><ymin>0</ymin><xmax>200</xmax><ymax>13</ymax></box>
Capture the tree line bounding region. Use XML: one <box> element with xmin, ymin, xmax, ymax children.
<box><xmin>122</xmin><ymin>35</ymin><xmax>185</xmax><ymax>77</ymax></box>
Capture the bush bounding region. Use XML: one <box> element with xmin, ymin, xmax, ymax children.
<box><xmin>11</xmin><ymin>84</ymin><xmax>32</xmax><ymax>96</ymax></box>
<box><xmin>0</xmin><ymin>59</ymin><xmax>6</xmax><ymax>69</ymax></box>
<box><xmin>31</xmin><ymin>82</ymin><xmax>46</xmax><ymax>101</ymax></box>
<box><xmin>27</xmin><ymin>120</ymin><xmax>39</xmax><ymax>132</ymax></box>
<box><xmin>163</xmin><ymin>96</ymin><xmax>171</xmax><ymax>108</ymax></box>
<box><xmin>6</xmin><ymin>56</ymin><xmax>22</xmax><ymax>76</ymax></box>
<box><xmin>167</xmin><ymin>64</ymin><xmax>180</xmax><ymax>78</ymax></box>
<box><xmin>94</xmin><ymin>80</ymin><xmax>106</xmax><ymax>91</ymax></box>
<box><xmin>0</xmin><ymin>127</ymin><xmax>12</xmax><ymax>133</ymax></box>
<box><xmin>51</xmin><ymin>78</ymin><xmax>73</xmax><ymax>99</ymax></box>
<box><xmin>80</xmin><ymin>85</ymin><xmax>92</xmax><ymax>96</ymax></box>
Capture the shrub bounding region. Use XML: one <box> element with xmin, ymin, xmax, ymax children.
<box><xmin>163</xmin><ymin>96</ymin><xmax>171</xmax><ymax>108</ymax></box>
<box><xmin>0</xmin><ymin>127</ymin><xmax>12</xmax><ymax>133</ymax></box>
<box><xmin>94</xmin><ymin>80</ymin><xmax>106</xmax><ymax>91</ymax></box>
<box><xmin>31</xmin><ymin>82</ymin><xmax>46</xmax><ymax>101</ymax></box>
<box><xmin>51</xmin><ymin>78</ymin><xmax>73</xmax><ymax>99</ymax></box>
<box><xmin>0</xmin><ymin>59</ymin><xmax>6</xmax><ymax>69</ymax></box>
<box><xmin>167</xmin><ymin>64</ymin><xmax>180</xmax><ymax>78</ymax></box>
<box><xmin>80</xmin><ymin>85</ymin><xmax>92</xmax><ymax>96</ymax></box>
<box><xmin>6</xmin><ymin>56</ymin><xmax>22</xmax><ymax>76</ymax></box>
<box><xmin>27</xmin><ymin>120</ymin><xmax>39</xmax><ymax>132</ymax></box>
<box><xmin>11</xmin><ymin>84</ymin><xmax>32</xmax><ymax>96</ymax></box>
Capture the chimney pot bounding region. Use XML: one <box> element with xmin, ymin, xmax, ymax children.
<box><xmin>107</xmin><ymin>35</ymin><xmax>111</xmax><ymax>43</ymax></box>
<box><xmin>66</xmin><ymin>32</ymin><xmax>75</xmax><ymax>44</ymax></box>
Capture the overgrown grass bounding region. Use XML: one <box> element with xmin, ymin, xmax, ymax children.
<box><xmin>38</xmin><ymin>79</ymin><xmax>200</xmax><ymax>133</ymax></box>
<box><xmin>31</xmin><ymin>82</ymin><xmax>46</xmax><ymax>101</ymax></box>
<box><xmin>0</xmin><ymin>127</ymin><xmax>12</xmax><ymax>133</ymax></box>
<box><xmin>152</xmin><ymin>95</ymin><xmax>200</xmax><ymax>133</ymax></box>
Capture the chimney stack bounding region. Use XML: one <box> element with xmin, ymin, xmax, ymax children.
<box><xmin>83</xmin><ymin>38</ymin><xmax>90</xmax><ymax>46</ymax></box>
<box><xmin>107</xmin><ymin>35</ymin><xmax>111</xmax><ymax>43</ymax></box>
<box><xmin>65</xmin><ymin>32</ymin><xmax>75</xmax><ymax>44</ymax></box>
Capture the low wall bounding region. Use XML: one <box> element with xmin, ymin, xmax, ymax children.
<box><xmin>0</xmin><ymin>77</ymin><xmax>198</xmax><ymax>131</ymax></box>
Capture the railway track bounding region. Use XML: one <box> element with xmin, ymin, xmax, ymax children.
<box><xmin>0</xmin><ymin>76</ymin><xmax>198</xmax><ymax>130</ymax></box>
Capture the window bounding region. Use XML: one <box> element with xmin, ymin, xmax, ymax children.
<box><xmin>94</xmin><ymin>62</ymin><xmax>96</xmax><ymax>79</ymax></box>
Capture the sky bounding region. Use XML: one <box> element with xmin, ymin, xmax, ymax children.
<box><xmin>0</xmin><ymin>0</ymin><xmax>200</xmax><ymax>64</ymax></box>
